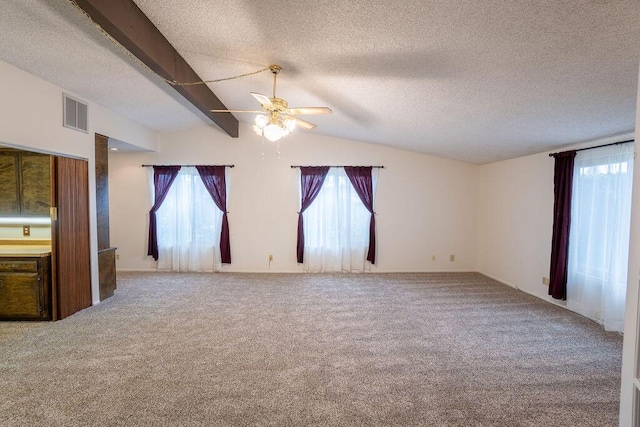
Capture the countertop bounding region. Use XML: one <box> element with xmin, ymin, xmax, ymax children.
<box><xmin>0</xmin><ymin>241</ymin><xmax>51</xmax><ymax>257</ymax></box>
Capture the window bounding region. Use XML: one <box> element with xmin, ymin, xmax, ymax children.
<box><xmin>155</xmin><ymin>167</ymin><xmax>224</xmax><ymax>271</ymax></box>
<box><xmin>302</xmin><ymin>167</ymin><xmax>376</xmax><ymax>272</ymax></box>
<box><xmin>566</xmin><ymin>143</ymin><xmax>634</xmax><ymax>332</ymax></box>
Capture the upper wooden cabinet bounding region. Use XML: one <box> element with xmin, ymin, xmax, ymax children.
<box><xmin>20</xmin><ymin>154</ymin><xmax>51</xmax><ymax>216</ymax></box>
<box><xmin>0</xmin><ymin>150</ymin><xmax>51</xmax><ymax>217</ymax></box>
<box><xmin>0</xmin><ymin>154</ymin><xmax>19</xmax><ymax>215</ymax></box>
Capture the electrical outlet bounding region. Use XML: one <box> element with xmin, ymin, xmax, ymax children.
<box><xmin>116</xmin><ymin>254</ymin><xmax>120</xmax><ymax>260</ymax></box>
<box><xmin>431</xmin><ymin>255</ymin><xmax>436</xmax><ymax>261</ymax></box>
<box><xmin>542</xmin><ymin>276</ymin><xmax>550</xmax><ymax>286</ymax></box>
<box><xmin>22</xmin><ymin>225</ymin><xmax>30</xmax><ymax>236</ymax></box>
<box><xmin>450</xmin><ymin>254</ymin><xmax>455</xmax><ymax>262</ymax></box>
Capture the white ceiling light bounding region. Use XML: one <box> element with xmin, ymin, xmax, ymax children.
<box><xmin>253</xmin><ymin>113</ymin><xmax>296</xmax><ymax>142</ymax></box>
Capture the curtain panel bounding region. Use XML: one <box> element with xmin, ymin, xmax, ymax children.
<box><xmin>548</xmin><ymin>151</ymin><xmax>576</xmax><ymax>300</ymax></box>
<box><xmin>147</xmin><ymin>166</ymin><xmax>181</xmax><ymax>260</ymax></box>
<box><xmin>344</xmin><ymin>166</ymin><xmax>376</xmax><ymax>264</ymax></box>
<box><xmin>297</xmin><ymin>166</ymin><xmax>330</xmax><ymax>263</ymax></box>
<box><xmin>566</xmin><ymin>143</ymin><xmax>634</xmax><ymax>331</ymax></box>
<box><xmin>302</xmin><ymin>167</ymin><xmax>373</xmax><ymax>272</ymax></box>
<box><xmin>155</xmin><ymin>167</ymin><xmax>223</xmax><ymax>271</ymax></box>
<box><xmin>196</xmin><ymin>166</ymin><xmax>231</xmax><ymax>264</ymax></box>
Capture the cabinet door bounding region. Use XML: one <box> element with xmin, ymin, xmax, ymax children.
<box><xmin>0</xmin><ymin>273</ymin><xmax>42</xmax><ymax>319</ymax></box>
<box><xmin>20</xmin><ymin>154</ymin><xmax>51</xmax><ymax>216</ymax></box>
<box><xmin>0</xmin><ymin>154</ymin><xmax>19</xmax><ymax>215</ymax></box>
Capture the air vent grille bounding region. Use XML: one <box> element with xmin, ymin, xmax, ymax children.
<box><xmin>63</xmin><ymin>94</ymin><xmax>88</xmax><ymax>133</ymax></box>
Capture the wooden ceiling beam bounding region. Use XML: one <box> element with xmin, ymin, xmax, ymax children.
<box><xmin>73</xmin><ymin>0</ymin><xmax>238</xmax><ymax>137</ymax></box>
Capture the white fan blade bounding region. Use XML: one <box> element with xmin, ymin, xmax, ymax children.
<box><xmin>290</xmin><ymin>116</ymin><xmax>317</xmax><ymax>130</ymax></box>
<box><xmin>287</xmin><ymin>107</ymin><xmax>332</xmax><ymax>115</ymax></box>
<box><xmin>251</xmin><ymin>92</ymin><xmax>274</xmax><ymax>107</ymax></box>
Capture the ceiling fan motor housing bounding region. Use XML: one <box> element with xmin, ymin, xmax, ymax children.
<box><xmin>265</xmin><ymin>98</ymin><xmax>288</xmax><ymax>113</ymax></box>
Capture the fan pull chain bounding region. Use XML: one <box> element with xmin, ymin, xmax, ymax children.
<box><xmin>172</xmin><ymin>67</ymin><xmax>271</xmax><ymax>86</ymax></box>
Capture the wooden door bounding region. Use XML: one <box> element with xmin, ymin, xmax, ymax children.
<box><xmin>51</xmin><ymin>156</ymin><xmax>91</xmax><ymax>320</ymax></box>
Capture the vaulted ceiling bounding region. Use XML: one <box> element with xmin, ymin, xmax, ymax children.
<box><xmin>1</xmin><ymin>0</ymin><xmax>638</xmax><ymax>164</ymax></box>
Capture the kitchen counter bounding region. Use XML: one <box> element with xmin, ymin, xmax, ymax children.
<box><xmin>0</xmin><ymin>240</ymin><xmax>51</xmax><ymax>257</ymax></box>
<box><xmin>0</xmin><ymin>246</ymin><xmax>51</xmax><ymax>257</ymax></box>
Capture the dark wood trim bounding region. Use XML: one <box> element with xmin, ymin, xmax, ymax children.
<box><xmin>95</xmin><ymin>134</ymin><xmax>117</xmax><ymax>301</ymax></box>
<box><xmin>95</xmin><ymin>134</ymin><xmax>110</xmax><ymax>251</ymax></box>
<box><xmin>73</xmin><ymin>0</ymin><xmax>239</xmax><ymax>138</ymax></box>
<box><xmin>49</xmin><ymin>156</ymin><xmax>58</xmax><ymax>320</ymax></box>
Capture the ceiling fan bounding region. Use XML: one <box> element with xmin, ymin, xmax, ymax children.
<box><xmin>211</xmin><ymin>65</ymin><xmax>332</xmax><ymax>141</ymax></box>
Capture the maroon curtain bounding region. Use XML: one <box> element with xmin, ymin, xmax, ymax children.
<box><xmin>549</xmin><ymin>151</ymin><xmax>576</xmax><ymax>300</ymax></box>
<box><xmin>297</xmin><ymin>166</ymin><xmax>330</xmax><ymax>263</ymax></box>
<box><xmin>147</xmin><ymin>166</ymin><xmax>181</xmax><ymax>261</ymax></box>
<box><xmin>196</xmin><ymin>166</ymin><xmax>231</xmax><ymax>264</ymax></box>
<box><xmin>345</xmin><ymin>166</ymin><xmax>376</xmax><ymax>264</ymax></box>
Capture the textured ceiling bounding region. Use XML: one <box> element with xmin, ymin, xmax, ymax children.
<box><xmin>0</xmin><ymin>0</ymin><xmax>638</xmax><ymax>164</ymax></box>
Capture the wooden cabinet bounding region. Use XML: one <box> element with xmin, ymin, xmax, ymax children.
<box><xmin>0</xmin><ymin>153</ymin><xmax>91</xmax><ymax>322</ymax></box>
<box><xmin>20</xmin><ymin>154</ymin><xmax>51</xmax><ymax>216</ymax></box>
<box><xmin>0</xmin><ymin>154</ymin><xmax>19</xmax><ymax>215</ymax></box>
<box><xmin>0</xmin><ymin>254</ymin><xmax>52</xmax><ymax>320</ymax></box>
<box><xmin>0</xmin><ymin>150</ymin><xmax>51</xmax><ymax>217</ymax></box>
<box><xmin>98</xmin><ymin>247</ymin><xmax>117</xmax><ymax>301</ymax></box>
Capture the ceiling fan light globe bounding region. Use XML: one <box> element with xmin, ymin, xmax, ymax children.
<box><xmin>254</xmin><ymin>114</ymin><xmax>269</xmax><ymax>128</ymax></box>
<box><xmin>284</xmin><ymin>118</ymin><xmax>296</xmax><ymax>131</ymax></box>
<box><xmin>263</xmin><ymin>123</ymin><xmax>284</xmax><ymax>142</ymax></box>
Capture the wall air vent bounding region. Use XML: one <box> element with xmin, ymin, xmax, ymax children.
<box><xmin>63</xmin><ymin>94</ymin><xmax>88</xmax><ymax>133</ymax></box>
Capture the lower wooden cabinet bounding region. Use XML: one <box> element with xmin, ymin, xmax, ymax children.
<box><xmin>0</xmin><ymin>254</ymin><xmax>51</xmax><ymax>320</ymax></box>
<box><xmin>98</xmin><ymin>247</ymin><xmax>117</xmax><ymax>301</ymax></box>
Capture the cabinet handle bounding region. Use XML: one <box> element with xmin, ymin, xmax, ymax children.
<box><xmin>0</xmin><ymin>279</ymin><xmax>3</xmax><ymax>289</ymax></box>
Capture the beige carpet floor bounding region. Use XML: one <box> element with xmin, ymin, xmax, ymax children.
<box><xmin>0</xmin><ymin>272</ymin><xmax>623</xmax><ymax>426</ymax></box>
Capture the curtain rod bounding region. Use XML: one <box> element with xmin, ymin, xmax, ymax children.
<box><xmin>290</xmin><ymin>165</ymin><xmax>385</xmax><ymax>169</ymax></box>
<box><xmin>141</xmin><ymin>164</ymin><xmax>234</xmax><ymax>168</ymax></box>
<box><xmin>548</xmin><ymin>139</ymin><xmax>634</xmax><ymax>157</ymax></box>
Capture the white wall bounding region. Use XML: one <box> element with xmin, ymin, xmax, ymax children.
<box><xmin>0</xmin><ymin>59</ymin><xmax>158</xmax><ymax>303</ymax></box>
<box><xmin>477</xmin><ymin>133</ymin><xmax>635</xmax><ymax>302</ymax></box>
<box><xmin>0</xmin><ymin>224</ymin><xmax>51</xmax><ymax>240</ymax></box>
<box><xmin>109</xmin><ymin>123</ymin><xmax>480</xmax><ymax>272</ymax></box>
<box><xmin>477</xmin><ymin>151</ymin><xmax>555</xmax><ymax>298</ymax></box>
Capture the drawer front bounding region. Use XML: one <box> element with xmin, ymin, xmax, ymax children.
<box><xmin>0</xmin><ymin>273</ymin><xmax>41</xmax><ymax>318</ymax></box>
<box><xmin>0</xmin><ymin>260</ymin><xmax>38</xmax><ymax>272</ymax></box>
